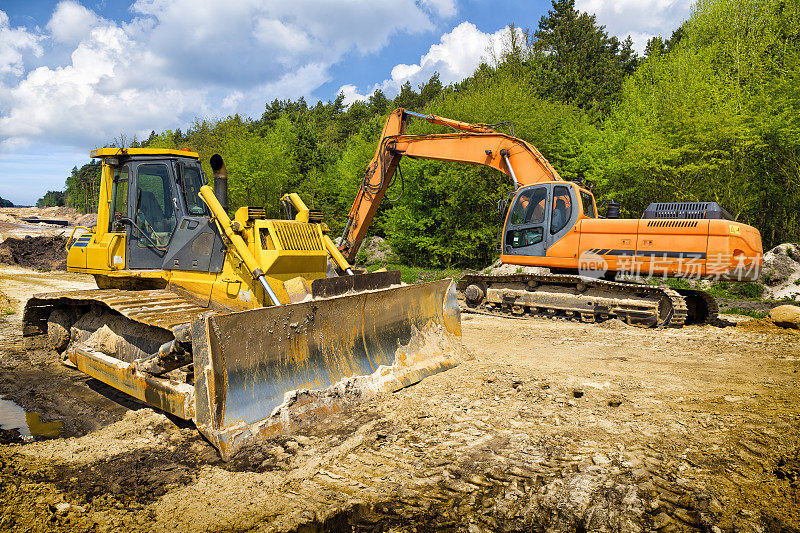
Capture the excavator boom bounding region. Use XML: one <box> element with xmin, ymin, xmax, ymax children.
<box><xmin>340</xmin><ymin>108</ymin><xmax>561</xmax><ymax>264</ymax></box>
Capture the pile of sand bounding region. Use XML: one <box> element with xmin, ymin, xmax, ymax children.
<box><xmin>0</xmin><ymin>206</ymin><xmax>94</xmax><ymax>226</ymax></box>
<box><xmin>760</xmin><ymin>243</ymin><xmax>800</xmax><ymax>300</ymax></box>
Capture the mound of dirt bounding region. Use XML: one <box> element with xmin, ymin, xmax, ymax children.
<box><xmin>770</xmin><ymin>304</ymin><xmax>800</xmax><ymax>329</ymax></box>
<box><xmin>481</xmin><ymin>258</ymin><xmax>551</xmax><ymax>276</ymax></box>
<box><xmin>74</xmin><ymin>213</ymin><xmax>98</xmax><ymax>227</ymax></box>
<box><xmin>761</xmin><ymin>243</ymin><xmax>800</xmax><ymax>300</ymax></box>
<box><xmin>0</xmin><ymin>236</ymin><xmax>68</xmax><ymax>270</ymax></box>
<box><xmin>358</xmin><ymin>236</ymin><xmax>395</xmax><ymax>265</ymax></box>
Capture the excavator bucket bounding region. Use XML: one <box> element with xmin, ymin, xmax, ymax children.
<box><xmin>192</xmin><ymin>278</ymin><xmax>462</xmax><ymax>458</ymax></box>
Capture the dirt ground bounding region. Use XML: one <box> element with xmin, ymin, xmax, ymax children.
<box><xmin>0</xmin><ymin>262</ymin><xmax>798</xmax><ymax>532</ymax></box>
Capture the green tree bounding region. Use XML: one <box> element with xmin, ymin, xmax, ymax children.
<box><xmin>64</xmin><ymin>162</ymin><xmax>101</xmax><ymax>214</ymax></box>
<box><xmin>531</xmin><ymin>0</ymin><xmax>637</xmax><ymax>115</ymax></box>
<box><xmin>36</xmin><ymin>190</ymin><xmax>65</xmax><ymax>207</ymax></box>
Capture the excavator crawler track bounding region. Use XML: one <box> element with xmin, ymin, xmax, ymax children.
<box><xmin>457</xmin><ymin>273</ymin><xmax>693</xmax><ymax>328</ymax></box>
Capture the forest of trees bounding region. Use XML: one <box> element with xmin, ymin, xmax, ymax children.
<box><xmin>0</xmin><ymin>196</ymin><xmax>13</xmax><ymax>208</ymax></box>
<box><xmin>36</xmin><ymin>190</ymin><xmax>65</xmax><ymax>208</ymax></box>
<box><xmin>47</xmin><ymin>0</ymin><xmax>800</xmax><ymax>267</ymax></box>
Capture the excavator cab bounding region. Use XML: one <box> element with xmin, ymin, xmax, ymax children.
<box><xmin>502</xmin><ymin>182</ymin><xmax>595</xmax><ymax>257</ymax></box>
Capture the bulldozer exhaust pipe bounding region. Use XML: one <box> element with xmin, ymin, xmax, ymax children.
<box><xmin>210</xmin><ymin>154</ymin><xmax>228</xmax><ymax>211</ymax></box>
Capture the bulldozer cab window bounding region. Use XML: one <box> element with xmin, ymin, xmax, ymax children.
<box><xmin>109</xmin><ymin>166</ymin><xmax>128</xmax><ymax>232</ymax></box>
<box><xmin>135</xmin><ymin>164</ymin><xmax>177</xmax><ymax>248</ymax></box>
<box><xmin>181</xmin><ymin>165</ymin><xmax>207</xmax><ymax>216</ymax></box>
<box><xmin>509</xmin><ymin>186</ymin><xmax>547</xmax><ymax>225</ymax></box>
<box><xmin>551</xmin><ymin>186</ymin><xmax>572</xmax><ymax>234</ymax></box>
<box><xmin>580</xmin><ymin>190</ymin><xmax>595</xmax><ymax>218</ymax></box>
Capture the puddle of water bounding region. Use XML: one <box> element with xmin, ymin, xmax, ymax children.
<box><xmin>0</xmin><ymin>396</ymin><xmax>63</xmax><ymax>441</ymax></box>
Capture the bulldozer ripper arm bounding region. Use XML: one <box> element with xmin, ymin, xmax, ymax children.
<box><xmin>338</xmin><ymin>108</ymin><xmax>563</xmax><ymax>264</ymax></box>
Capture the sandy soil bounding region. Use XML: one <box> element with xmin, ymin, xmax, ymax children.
<box><xmin>0</xmin><ymin>206</ymin><xmax>97</xmax><ymax>228</ymax></box>
<box><xmin>0</xmin><ymin>262</ymin><xmax>798</xmax><ymax>532</ymax></box>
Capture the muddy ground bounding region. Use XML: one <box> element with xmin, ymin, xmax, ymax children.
<box><xmin>0</xmin><ymin>263</ymin><xmax>799</xmax><ymax>532</ymax></box>
<box><xmin>0</xmin><ymin>235</ymin><xmax>69</xmax><ymax>271</ymax></box>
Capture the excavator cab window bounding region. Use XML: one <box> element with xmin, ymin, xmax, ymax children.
<box><xmin>551</xmin><ymin>186</ymin><xmax>572</xmax><ymax>234</ymax></box>
<box><xmin>134</xmin><ymin>164</ymin><xmax>177</xmax><ymax>249</ymax></box>
<box><xmin>508</xmin><ymin>187</ymin><xmax>547</xmax><ymax>225</ymax></box>
<box><xmin>505</xmin><ymin>185</ymin><xmax>549</xmax><ymax>255</ymax></box>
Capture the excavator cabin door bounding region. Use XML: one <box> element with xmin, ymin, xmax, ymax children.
<box><xmin>502</xmin><ymin>183</ymin><xmax>578</xmax><ymax>257</ymax></box>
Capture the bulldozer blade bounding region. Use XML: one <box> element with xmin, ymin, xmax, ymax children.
<box><xmin>192</xmin><ymin>278</ymin><xmax>462</xmax><ymax>459</ymax></box>
<box><xmin>310</xmin><ymin>270</ymin><xmax>401</xmax><ymax>298</ymax></box>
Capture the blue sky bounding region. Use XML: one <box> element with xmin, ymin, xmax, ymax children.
<box><xmin>0</xmin><ymin>0</ymin><xmax>691</xmax><ymax>205</ymax></box>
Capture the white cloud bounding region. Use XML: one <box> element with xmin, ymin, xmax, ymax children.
<box><xmin>46</xmin><ymin>1</ymin><xmax>102</xmax><ymax>45</ymax></box>
<box><xmin>0</xmin><ymin>11</ymin><xmax>42</xmax><ymax>77</ymax></box>
<box><xmin>346</xmin><ymin>22</ymin><xmax>515</xmax><ymax>102</ymax></box>
<box><xmin>253</xmin><ymin>19</ymin><xmax>312</xmax><ymax>53</ymax></box>
<box><xmin>339</xmin><ymin>84</ymin><xmax>368</xmax><ymax>106</ymax></box>
<box><xmin>576</xmin><ymin>0</ymin><xmax>693</xmax><ymax>53</ymax></box>
<box><xmin>420</xmin><ymin>0</ymin><xmax>457</xmax><ymax>18</ymax></box>
<box><xmin>0</xmin><ymin>0</ymin><xmax>453</xmax><ymax>153</ymax></box>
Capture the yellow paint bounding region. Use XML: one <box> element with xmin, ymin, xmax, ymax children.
<box><xmin>90</xmin><ymin>147</ymin><xmax>199</xmax><ymax>159</ymax></box>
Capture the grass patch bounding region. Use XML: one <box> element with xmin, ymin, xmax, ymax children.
<box><xmin>0</xmin><ymin>289</ymin><xmax>17</xmax><ymax>316</ymax></box>
<box><xmin>366</xmin><ymin>263</ymin><xmax>461</xmax><ymax>284</ymax></box>
<box><xmin>646</xmin><ymin>277</ymin><xmax>693</xmax><ymax>290</ymax></box>
<box><xmin>706</xmin><ymin>280</ymin><xmax>765</xmax><ymax>300</ymax></box>
<box><xmin>720</xmin><ymin>307</ymin><xmax>768</xmax><ymax>319</ymax></box>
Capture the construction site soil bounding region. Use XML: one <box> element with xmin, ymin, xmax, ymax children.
<box><xmin>0</xmin><ymin>234</ymin><xmax>68</xmax><ymax>271</ymax></box>
<box><xmin>1</xmin><ymin>262</ymin><xmax>799</xmax><ymax>533</ymax></box>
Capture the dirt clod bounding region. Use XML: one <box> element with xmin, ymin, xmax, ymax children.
<box><xmin>769</xmin><ymin>304</ymin><xmax>800</xmax><ymax>329</ymax></box>
<box><xmin>0</xmin><ymin>236</ymin><xmax>68</xmax><ymax>271</ymax></box>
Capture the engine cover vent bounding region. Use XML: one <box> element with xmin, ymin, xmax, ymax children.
<box><xmin>642</xmin><ymin>202</ymin><xmax>733</xmax><ymax>220</ymax></box>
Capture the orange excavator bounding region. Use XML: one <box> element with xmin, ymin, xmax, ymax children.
<box><xmin>338</xmin><ymin>108</ymin><xmax>763</xmax><ymax>327</ymax></box>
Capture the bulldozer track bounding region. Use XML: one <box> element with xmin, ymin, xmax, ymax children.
<box><xmin>457</xmin><ymin>273</ymin><xmax>690</xmax><ymax>327</ymax></box>
<box><xmin>22</xmin><ymin>289</ymin><xmax>212</xmax><ymax>338</ymax></box>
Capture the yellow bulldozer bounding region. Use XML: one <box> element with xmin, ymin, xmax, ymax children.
<box><xmin>22</xmin><ymin>148</ymin><xmax>462</xmax><ymax>459</ymax></box>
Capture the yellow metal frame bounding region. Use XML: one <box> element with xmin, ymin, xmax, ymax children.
<box><xmin>90</xmin><ymin>147</ymin><xmax>199</xmax><ymax>159</ymax></box>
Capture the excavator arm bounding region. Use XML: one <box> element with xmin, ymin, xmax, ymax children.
<box><xmin>339</xmin><ymin>108</ymin><xmax>563</xmax><ymax>264</ymax></box>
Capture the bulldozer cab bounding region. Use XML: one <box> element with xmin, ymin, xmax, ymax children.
<box><xmin>109</xmin><ymin>155</ymin><xmax>224</xmax><ymax>272</ymax></box>
<box><xmin>502</xmin><ymin>182</ymin><xmax>594</xmax><ymax>257</ymax></box>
